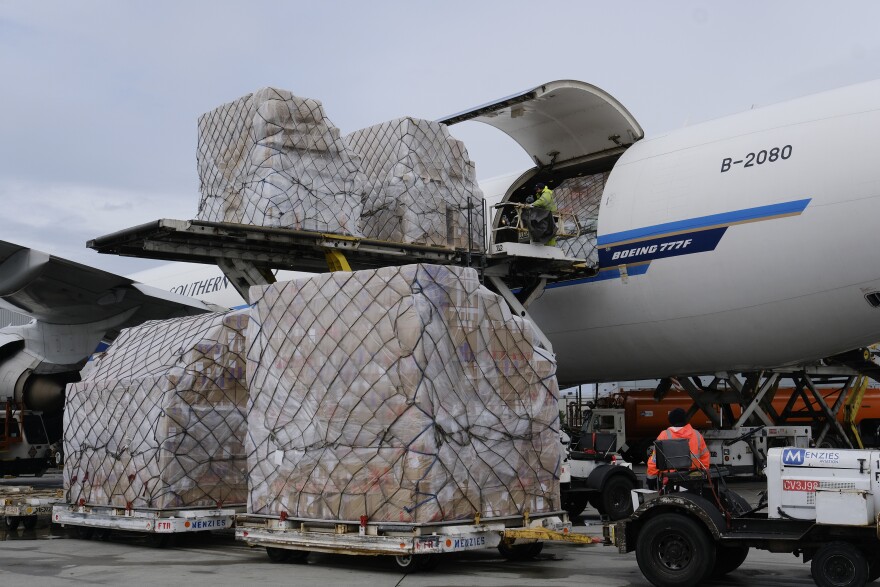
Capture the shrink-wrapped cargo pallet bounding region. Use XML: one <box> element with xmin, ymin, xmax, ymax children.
<box><xmin>553</xmin><ymin>173</ymin><xmax>609</xmax><ymax>266</ymax></box>
<box><xmin>63</xmin><ymin>310</ymin><xmax>250</xmax><ymax>510</ymax></box>
<box><xmin>346</xmin><ymin>118</ymin><xmax>485</xmax><ymax>249</ymax></box>
<box><xmin>246</xmin><ymin>264</ymin><xmax>560</xmax><ymax>523</ymax></box>
<box><xmin>196</xmin><ymin>87</ymin><xmax>365</xmax><ymax>235</ymax></box>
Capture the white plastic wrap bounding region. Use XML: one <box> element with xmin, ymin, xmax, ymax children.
<box><xmin>346</xmin><ymin>118</ymin><xmax>484</xmax><ymax>249</ymax></box>
<box><xmin>63</xmin><ymin>310</ymin><xmax>250</xmax><ymax>510</ymax></box>
<box><xmin>246</xmin><ymin>264</ymin><xmax>560</xmax><ymax>523</ymax></box>
<box><xmin>196</xmin><ymin>87</ymin><xmax>365</xmax><ymax>235</ymax></box>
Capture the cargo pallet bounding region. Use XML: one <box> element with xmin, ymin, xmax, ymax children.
<box><xmin>2</xmin><ymin>485</ymin><xmax>63</xmax><ymax>530</ymax></box>
<box><xmin>53</xmin><ymin>503</ymin><xmax>241</xmax><ymax>545</ymax></box>
<box><xmin>236</xmin><ymin>510</ymin><xmax>600</xmax><ymax>571</ymax></box>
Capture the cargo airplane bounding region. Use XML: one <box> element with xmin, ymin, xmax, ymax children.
<box><xmin>448</xmin><ymin>79</ymin><xmax>880</xmax><ymax>386</ymax></box>
<box><xmin>2</xmin><ymin>79</ymin><xmax>880</xmax><ymax>473</ymax></box>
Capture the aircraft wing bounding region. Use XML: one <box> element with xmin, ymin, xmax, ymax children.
<box><xmin>0</xmin><ymin>239</ymin><xmax>221</xmax><ymax>339</ymax></box>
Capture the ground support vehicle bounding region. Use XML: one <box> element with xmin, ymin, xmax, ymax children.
<box><xmin>608</xmin><ymin>446</ymin><xmax>880</xmax><ymax>587</ymax></box>
<box><xmin>560</xmin><ymin>430</ymin><xmax>638</xmax><ymax>520</ymax></box>
<box><xmin>2</xmin><ymin>485</ymin><xmax>62</xmax><ymax>530</ymax></box>
<box><xmin>703</xmin><ymin>425</ymin><xmax>811</xmax><ymax>475</ymax></box>
<box><xmin>53</xmin><ymin>503</ymin><xmax>240</xmax><ymax>546</ymax></box>
<box><xmin>236</xmin><ymin>511</ymin><xmax>599</xmax><ymax>571</ymax></box>
<box><xmin>0</xmin><ymin>401</ymin><xmax>56</xmax><ymax>477</ymax></box>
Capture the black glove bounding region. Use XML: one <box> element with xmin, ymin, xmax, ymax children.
<box><xmin>646</xmin><ymin>477</ymin><xmax>658</xmax><ymax>490</ymax></box>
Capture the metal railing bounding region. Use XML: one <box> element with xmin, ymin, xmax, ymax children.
<box><xmin>492</xmin><ymin>202</ymin><xmax>581</xmax><ymax>244</ymax></box>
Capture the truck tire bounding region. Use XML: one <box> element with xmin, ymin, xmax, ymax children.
<box><xmin>635</xmin><ymin>513</ymin><xmax>716</xmax><ymax>587</ymax></box>
<box><xmin>811</xmin><ymin>541</ymin><xmax>868</xmax><ymax>587</ymax></box>
<box><xmin>563</xmin><ymin>492</ymin><xmax>589</xmax><ymax>518</ymax></box>
<box><xmin>868</xmin><ymin>556</ymin><xmax>880</xmax><ymax>582</ymax></box>
<box><xmin>711</xmin><ymin>545</ymin><xmax>749</xmax><ymax>577</ymax></box>
<box><xmin>498</xmin><ymin>538</ymin><xmax>544</xmax><ymax>561</ymax></box>
<box><xmin>599</xmin><ymin>475</ymin><xmax>635</xmax><ymax>521</ymax></box>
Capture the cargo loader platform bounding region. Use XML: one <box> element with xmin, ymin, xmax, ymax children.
<box><xmin>89</xmin><ymin>219</ymin><xmax>473</xmax><ymax>274</ymax></box>
<box><xmin>88</xmin><ymin>218</ymin><xmax>592</xmax><ymax>282</ymax></box>
<box><xmin>88</xmin><ymin>218</ymin><xmax>594</xmax><ymax>352</ymax></box>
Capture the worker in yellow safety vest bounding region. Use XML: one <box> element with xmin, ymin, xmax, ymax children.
<box><xmin>531</xmin><ymin>183</ymin><xmax>557</xmax><ymax>246</ymax></box>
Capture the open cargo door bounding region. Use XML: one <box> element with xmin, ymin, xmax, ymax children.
<box><xmin>438</xmin><ymin>80</ymin><xmax>643</xmax><ymax>170</ymax></box>
<box><xmin>440</xmin><ymin>81</ymin><xmax>644</xmax><ymax>268</ymax></box>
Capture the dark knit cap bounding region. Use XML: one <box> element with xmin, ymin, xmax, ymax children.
<box><xmin>668</xmin><ymin>408</ymin><xmax>688</xmax><ymax>427</ymax></box>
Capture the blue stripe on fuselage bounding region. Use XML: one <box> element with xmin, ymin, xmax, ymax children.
<box><xmin>547</xmin><ymin>198</ymin><xmax>811</xmax><ymax>290</ymax></box>
<box><xmin>597</xmin><ymin>198</ymin><xmax>811</xmax><ymax>246</ymax></box>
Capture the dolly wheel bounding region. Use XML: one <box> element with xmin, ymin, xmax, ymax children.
<box><xmin>94</xmin><ymin>528</ymin><xmax>113</xmax><ymax>541</ymax></box>
<box><xmin>563</xmin><ymin>492</ymin><xmax>589</xmax><ymax>518</ymax></box>
<box><xmin>498</xmin><ymin>538</ymin><xmax>544</xmax><ymax>561</ymax></box>
<box><xmin>144</xmin><ymin>533</ymin><xmax>171</xmax><ymax>548</ymax></box>
<box><xmin>22</xmin><ymin>516</ymin><xmax>38</xmax><ymax>531</ymax></box>
<box><xmin>266</xmin><ymin>547</ymin><xmax>292</xmax><ymax>563</ymax></box>
<box><xmin>67</xmin><ymin>526</ymin><xmax>95</xmax><ymax>540</ymax></box>
<box><xmin>287</xmin><ymin>549</ymin><xmax>309</xmax><ymax>563</ymax></box>
<box><xmin>393</xmin><ymin>554</ymin><xmax>431</xmax><ymax>572</ymax></box>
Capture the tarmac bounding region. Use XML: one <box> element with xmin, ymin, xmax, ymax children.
<box><xmin>0</xmin><ymin>471</ymin><xmax>818</xmax><ymax>587</ymax></box>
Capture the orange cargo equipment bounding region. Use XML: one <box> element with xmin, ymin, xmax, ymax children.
<box><xmin>595</xmin><ymin>386</ymin><xmax>880</xmax><ymax>462</ymax></box>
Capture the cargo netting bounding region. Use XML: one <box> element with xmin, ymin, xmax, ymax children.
<box><xmin>63</xmin><ymin>310</ymin><xmax>249</xmax><ymax>510</ymax></box>
<box><xmin>245</xmin><ymin>264</ymin><xmax>560</xmax><ymax>523</ymax></box>
<box><xmin>345</xmin><ymin>117</ymin><xmax>485</xmax><ymax>250</ymax></box>
<box><xmin>196</xmin><ymin>87</ymin><xmax>365</xmax><ymax>235</ymax></box>
<box><xmin>553</xmin><ymin>173</ymin><xmax>608</xmax><ymax>265</ymax></box>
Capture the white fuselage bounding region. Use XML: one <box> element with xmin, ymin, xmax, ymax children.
<box><xmin>127</xmin><ymin>264</ymin><xmax>306</xmax><ymax>310</ymax></box>
<box><xmin>531</xmin><ymin>80</ymin><xmax>880</xmax><ymax>385</ymax></box>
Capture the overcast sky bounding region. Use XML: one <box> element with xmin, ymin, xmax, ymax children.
<box><xmin>3</xmin><ymin>1</ymin><xmax>880</xmax><ymax>274</ymax></box>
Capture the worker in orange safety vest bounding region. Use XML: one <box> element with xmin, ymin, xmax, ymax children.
<box><xmin>645</xmin><ymin>407</ymin><xmax>711</xmax><ymax>490</ymax></box>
